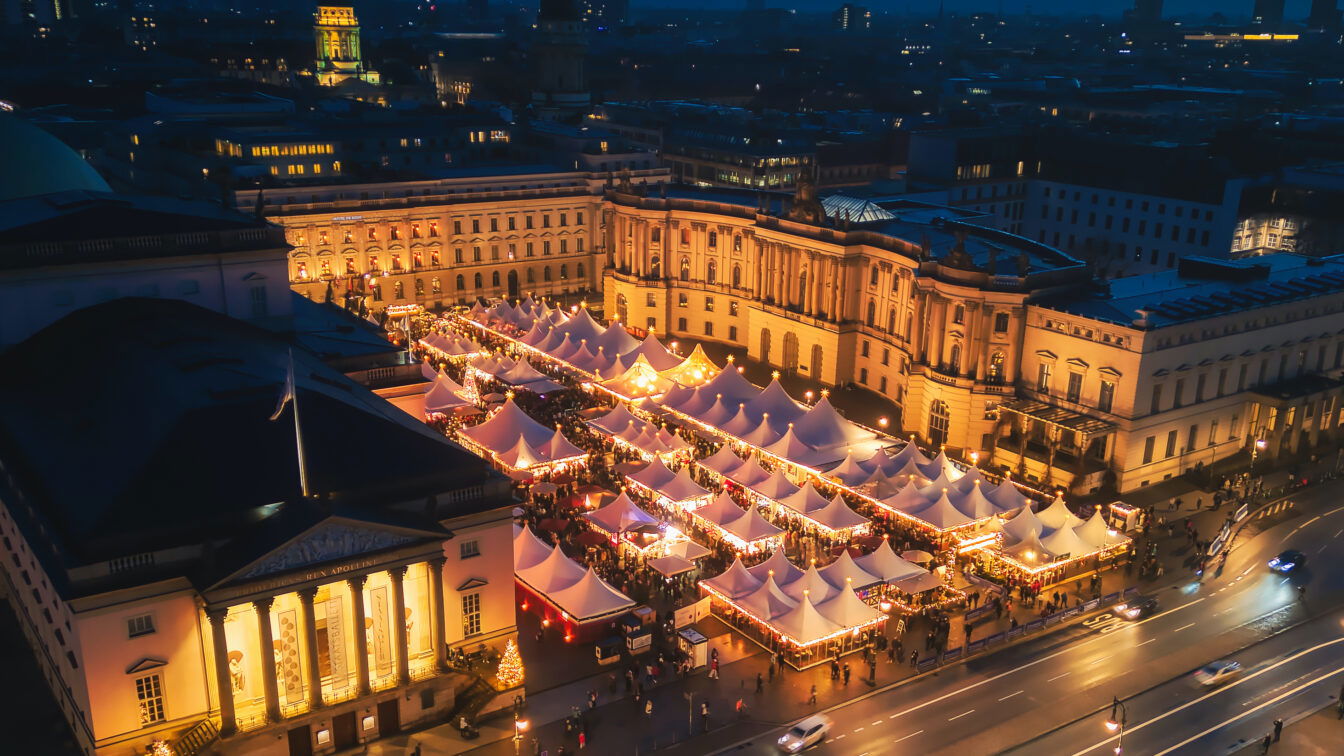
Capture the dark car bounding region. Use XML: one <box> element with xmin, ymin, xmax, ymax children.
<box><xmin>1268</xmin><ymin>550</ymin><xmax>1306</xmax><ymax>573</ymax></box>
<box><xmin>1112</xmin><ymin>595</ymin><xmax>1159</xmax><ymax>620</ymax></box>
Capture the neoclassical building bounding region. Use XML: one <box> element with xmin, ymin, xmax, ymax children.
<box><xmin>0</xmin><ymin>299</ymin><xmax>517</xmax><ymax>756</ymax></box>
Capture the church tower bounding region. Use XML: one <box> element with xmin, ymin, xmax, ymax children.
<box><xmin>531</xmin><ymin>0</ymin><xmax>591</xmax><ymax>120</ymax></box>
<box><xmin>313</xmin><ymin>5</ymin><xmax>380</xmax><ymax>86</ymax></box>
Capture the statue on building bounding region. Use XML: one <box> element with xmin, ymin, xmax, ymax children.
<box><xmin>787</xmin><ymin>172</ymin><xmax>826</xmax><ymax>225</ymax></box>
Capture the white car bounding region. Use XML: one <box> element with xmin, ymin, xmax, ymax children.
<box><xmin>777</xmin><ymin>714</ymin><xmax>833</xmax><ymax>752</ymax></box>
<box><xmin>1194</xmin><ymin>660</ymin><xmax>1242</xmax><ymax>686</ymax></box>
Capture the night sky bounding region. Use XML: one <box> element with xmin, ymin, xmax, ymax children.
<box><xmin>634</xmin><ymin>0</ymin><xmax>1324</xmax><ymax>20</ymax></box>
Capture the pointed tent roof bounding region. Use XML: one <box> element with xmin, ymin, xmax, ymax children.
<box><xmin>774</xmin><ymin>594</ymin><xmax>843</xmax><ymax>646</ymax></box>
<box><xmin>657</xmin><ymin>466</ymin><xmax>712</xmax><ymax>503</ymax></box>
<box><xmin>792</xmin><ymin>396</ymin><xmax>877</xmax><ymax>450</ymax></box>
<box><xmin>698</xmin><ymin>445</ymin><xmax>744</xmax><ymax>476</ymax></box>
<box><xmin>743</xmin><ymin>377</ymin><xmax>807</xmax><ymax>426</ymax></box>
<box><xmin>659</xmin><ymin>382</ymin><xmax>698</xmax><ymax>413</ymax></box>
<box><xmin>819</xmin><ymin>549</ymin><xmax>881</xmax><ymax>591</ymax></box>
<box><xmin>425</xmin><ymin>372</ymin><xmax>470</xmax><ymax>413</ymax></box>
<box><xmin>747</xmin><ymin>549</ymin><xmax>805</xmax><ymax>586</ymax></box>
<box><xmin>954</xmin><ymin>480</ymin><xmax>999</xmax><ymax>521</ymax></box>
<box><xmin>988</xmin><ymin>476</ymin><xmax>1030</xmax><ymax>512</ymax></box>
<box><xmin>552</xmin><ymin>334</ymin><xmax>585</xmax><ymax>363</ymax></box>
<box><xmin>564</xmin><ymin>343</ymin><xmax>601</xmax><ymax>373</ymax></box>
<box><xmin>1001</xmin><ymin>505</ymin><xmax>1045</xmax><ymax>543</ymax></box>
<box><xmin>825</xmin><ymin>449</ymin><xmax>876</xmax><ymax>486</ymax></box>
<box><xmin>594</xmin><ymin>320</ymin><xmax>640</xmax><ymax>356</ymax></box>
<box><xmin>917</xmin><ymin>468</ymin><xmax>964</xmax><ymax>500</ymax></box>
<box><xmin>632</xmin><ymin>426</ymin><xmax>670</xmax><ymax>454</ymax></box>
<box><xmin>535</xmin><ymin>326</ymin><xmax>567</xmax><ymax>354</ymax></box>
<box><xmin>600</xmin><ymin>354</ymin><xmax>675</xmax><ymax>399</ymax></box>
<box><xmin>1004</xmin><ymin>529</ymin><xmax>1050</xmax><ymax>563</ymax></box>
<box><xmin>817</xmin><ymin>584</ymin><xmax>885</xmax><ymax>627</ymax></box>
<box><xmin>738</xmin><ymin>575</ymin><xmax>799</xmax><ymax>620</ymax></box>
<box><xmin>548</xmin><ymin>567</ymin><xmax>636</xmax><ymax>622</ymax></box>
<box><xmin>880</xmin><ymin>457</ymin><xmax>931</xmax><ymax>488</ymax></box>
<box><xmin>585</xmin><ymin>491</ymin><xmax>660</xmax><ymax>534</ymax></box>
<box><xmin>701</xmin><ymin>395</ymin><xmax>741</xmax><ymax>429</ymax></box>
<box><xmin>953</xmin><ymin>467</ymin><xmax>988</xmax><ymax>493</ymax></box>
<box><xmin>1075</xmin><ymin>508</ymin><xmax>1128</xmax><ymax>550</ymax></box>
<box><xmin>878</xmin><ymin>480</ymin><xmax>932</xmax><ymax>514</ymax></box>
<box><xmin>725</xmin><ymin>455</ymin><xmax>772</xmax><ymax>488</ymax></box>
<box><xmin>1040</xmin><ymin>520</ymin><xmax>1095</xmax><ymax>560</ymax></box>
<box><xmin>912</xmin><ymin>490</ymin><xmax>974</xmax><ymax>530</ymax></box>
<box><xmin>590</xmin><ymin>403</ymin><xmax>639</xmax><ymax>435</ymax></box>
<box><xmin>887</xmin><ymin>440</ymin><xmax>933</xmax><ymax>468</ymax></box>
<box><xmin>777</xmin><ymin>483</ymin><xmax>832</xmax><ymax>516</ymax></box>
<box><xmin>660</xmin><ymin>343</ymin><xmax>719</xmax><ymax>387</ymax></box>
<box><xmin>855</xmin><ymin>539</ymin><xmax>928</xmax><ymax>583</ymax></box>
<box><xmin>627</xmin><ymin>456</ymin><xmax>678</xmax><ymax>490</ymax></box>
<box><xmin>748</xmin><ymin>468</ymin><xmax>801</xmax><ymax>503</ymax></box>
<box><xmin>460</xmin><ymin>398</ymin><xmax>556</xmax><ymax>452</ymax></box>
<box><xmin>721</xmin><ymin>402</ymin><xmax>762</xmax><ymax>437</ymax></box>
<box><xmin>421</xmin><ymin>358</ymin><xmax>439</xmax><ymax>382</ymax></box>
<box><xmin>497</xmin><ymin>436</ymin><xmax>547</xmax><ymax>469</ymax></box>
<box><xmin>763</xmin><ymin>424</ymin><xmax>817</xmax><ymax>463</ymax></box>
<box><xmin>738</xmin><ymin>413</ymin><xmax>784</xmax><ymax>448</ymax></box>
<box><xmin>723</xmin><ymin>505</ymin><xmax>785</xmax><ymax>543</ymax></box>
<box><xmin>520</xmin><ymin>320</ymin><xmax>551</xmax><ymax>347</ymax></box>
<box><xmin>781</xmin><ymin>564</ymin><xmax>837</xmax><ymax>603</ymax></box>
<box><xmin>446</xmin><ymin>335</ymin><xmax>482</xmax><ymax>356</ymax></box>
<box><xmin>498</xmin><ymin>358</ymin><xmax>550</xmax><ymax>386</ymax></box>
<box><xmin>701</xmin><ymin>556</ymin><xmax>761</xmax><ymax>600</ymax></box>
<box><xmin>555</xmin><ymin>307</ymin><xmax>607</xmax><ymax>344</ymax></box>
<box><xmin>513</xmin><ymin>525</ymin><xmax>554</xmax><ymax>571</ymax></box>
<box><xmin>695</xmin><ymin>491</ymin><xmax>745</xmax><ymax>526</ymax></box>
<box><xmin>808</xmin><ymin>494</ymin><xmax>870</xmax><ymax>533</ymax></box>
<box><xmin>920</xmin><ymin>450</ymin><xmax>964</xmax><ymax>481</ymax></box>
<box><xmin>517</xmin><ymin>543</ymin><xmax>588</xmax><ymax>594</ymax></box>
<box><xmin>1037</xmin><ymin>494</ymin><xmax>1085</xmax><ymax>531</ymax></box>
<box><xmin>622</xmin><ymin>331</ymin><xmax>684</xmax><ymax>372</ymax></box>
<box><xmin>613</xmin><ymin>419</ymin><xmax>644</xmax><ymax>444</ymax></box>
<box><xmin>540</xmin><ymin>426</ymin><xmax>586</xmax><ymax>461</ymax></box>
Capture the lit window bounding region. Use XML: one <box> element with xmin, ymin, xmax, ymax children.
<box><xmin>135</xmin><ymin>674</ymin><xmax>165</xmax><ymax>725</ymax></box>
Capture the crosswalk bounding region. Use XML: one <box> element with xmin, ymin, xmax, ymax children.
<box><xmin>1256</xmin><ymin>500</ymin><xmax>1295</xmax><ymax>518</ymax></box>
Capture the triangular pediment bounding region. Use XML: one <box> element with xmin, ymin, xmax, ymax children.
<box><xmin>227</xmin><ymin>518</ymin><xmax>441</xmax><ymax>585</ymax></box>
<box><xmin>126</xmin><ymin>657</ymin><xmax>167</xmax><ymax>674</ymax></box>
<box><xmin>457</xmin><ymin>577</ymin><xmax>489</xmax><ymax>591</ymax></box>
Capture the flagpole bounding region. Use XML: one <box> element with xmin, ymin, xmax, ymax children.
<box><xmin>289</xmin><ymin>349</ymin><xmax>311</xmax><ymax>498</ymax></box>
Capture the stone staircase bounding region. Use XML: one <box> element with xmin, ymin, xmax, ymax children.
<box><xmin>172</xmin><ymin>719</ymin><xmax>219</xmax><ymax>756</ymax></box>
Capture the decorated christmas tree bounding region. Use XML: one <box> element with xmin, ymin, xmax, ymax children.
<box><xmin>497</xmin><ymin>638</ymin><xmax>524</xmax><ymax>688</ymax></box>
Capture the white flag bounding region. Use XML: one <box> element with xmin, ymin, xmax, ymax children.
<box><xmin>270</xmin><ymin>352</ymin><xmax>296</xmax><ymax>421</ymax></box>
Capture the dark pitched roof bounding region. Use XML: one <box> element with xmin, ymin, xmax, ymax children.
<box><xmin>0</xmin><ymin>298</ymin><xmax>504</xmax><ymax>595</ymax></box>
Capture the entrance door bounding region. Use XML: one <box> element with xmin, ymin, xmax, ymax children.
<box><xmin>286</xmin><ymin>725</ymin><xmax>313</xmax><ymax>756</ymax></box>
<box><xmin>782</xmin><ymin>332</ymin><xmax>799</xmax><ymax>373</ymax></box>
<box><xmin>507</xmin><ymin>270</ymin><xmax>520</xmax><ymax>299</ymax></box>
<box><xmin>810</xmin><ymin>344</ymin><xmax>823</xmax><ymax>379</ymax></box>
<box><xmin>377</xmin><ymin>699</ymin><xmax>401</xmax><ymax>735</ymax></box>
<box><xmin>332</xmin><ymin>712</ymin><xmax>358</xmax><ymax>749</ymax></box>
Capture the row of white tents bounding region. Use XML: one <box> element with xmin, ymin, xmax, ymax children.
<box><xmin>457</xmin><ymin>399</ymin><xmax>587</xmax><ymax>471</ymax></box>
<box><xmin>513</xmin><ymin>525</ymin><xmax>635</xmax><ymax>626</ymax></box>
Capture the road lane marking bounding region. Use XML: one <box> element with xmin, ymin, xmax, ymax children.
<box><xmin>948</xmin><ymin>709</ymin><xmax>975</xmax><ymax>721</ymax></box>
<box><xmin>1048</xmin><ymin>672</ymin><xmax>1071</xmax><ymax>682</ymax></box>
<box><xmin>1089</xmin><ymin>655</ymin><xmax>1110</xmax><ymax>666</ymax></box>
<box><xmin>999</xmin><ymin>690</ymin><xmax>1024</xmax><ymax>701</ymax></box>
<box><xmin>871</xmin><ymin>721</ymin><xmax>882</xmax><ymax>726</ymax></box>
<box><xmin>853</xmin><ymin>727</ymin><xmax>864</xmax><ymax>732</ymax></box>
<box><xmin>1154</xmin><ymin>664</ymin><xmax>1344</xmax><ymax>755</ymax></box>
<box><xmin>835</xmin><ymin>734</ymin><xmax>846</xmax><ymax>740</ymax></box>
<box><xmin>1066</xmin><ymin>636</ymin><xmax>1344</xmax><ymax>756</ymax></box>
<box><xmin>888</xmin><ymin>713</ymin><xmax>899</xmax><ymax>719</ymax></box>
<box><xmin>894</xmin><ymin>730</ymin><xmax>923</xmax><ymax>743</ymax></box>
<box><xmin>1137</xmin><ymin>638</ymin><xmax>1157</xmax><ymax>646</ymax></box>
<box><xmin>1174</xmin><ymin>622</ymin><xmax>1196</xmax><ymax>632</ymax></box>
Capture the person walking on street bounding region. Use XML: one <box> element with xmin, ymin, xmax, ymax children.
<box><xmin>843</xmin><ymin>663</ymin><xmax>851</xmax><ymax>685</ymax></box>
<box><xmin>644</xmin><ymin>698</ymin><xmax>653</xmax><ymax>718</ymax></box>
<box><xmin>809</xmin><ymin>685</ymin><xmax>818</xmax><ymax>705</ymax></box>
<box><xmin>701</xmin><ymin>701</ymin><xmax>711</xmax><ymax>732</ymax></box>
<box><xmin>1261</xmin><ymin>733</ymin><xmax>1272</xmax><ymax>753</ymax></box>
<box><xmin>1272</xmin><ymin>718</ymin><xmax>1283</xmax><ymax>741</ymax></box>
<box><xmin>910</xmin><ymin>649</ymin><xmax>919</xmax><ymax>668</ymax></box>
<box><xmin>755</xmin><ymin>672</ymin><xmax>764</xmax><ymax>693</ymax></box>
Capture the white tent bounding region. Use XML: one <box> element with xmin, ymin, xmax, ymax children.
<box><xmin>1037</xmin><ymin>494</ymin><xmax>1086</xmax><ymax>531</ymax></box>
<box><xmin>781</xmin><ymin>565</ymin><xmax>836</xmax><ymax>604</ymax></box>
<box><xmin>1001</xmin><ymin>505</ymin><xmax>1045</xmax><ymax>543</ymax></box>
<box><xmin>879</xmin><ymin>481</ymin><xmax>932</xmax><ymax>515</ymax></box>
<box><xmin>911</xmin><ymin>490</ymin><xmax>974</xmax><ymax>530</ymax></box>
<box><xmin>516</xmin><ymin>544</ymin><xmax>588</xmax><ymax>594</ymax></box>
<box><xmin>987</xmin><ymin>477</ymin><xmax>1030</xmax><ymax>512</ymax></box>
<box><xmin>619</xmin><ymin>332</ymin><xmax>684</xmax><ymax>372</ymax></box>
<box><xmin>496</xmin><ymin>436</ymin><xmax>547</xmax><ymax>470</ymax></box>
<box><xmin>776</xmin><ymin>483</ymin><xmax>832</xmax><ymax>517</ymax></box>
<box><xmin>747</xmin><ymin>549</ymin><xmax>805</xmax><ymax>586</ymax></box>
<box><xmin>698</xmin><ymin>445</ymin><xmax>745</xmax><ymax>477</ymax></box>
<box><xmin>748</xmin><ymin>468</ymin><xmax>801</xmax><ymax>503</ymax></box>
<box><xmin>1039</xmin><ymin>522</ymin><xmax>1095</xmax><ymax>561</ymax></box>
<box><xmin>594</xmin><ymin>320</ymin><xmax>640</xmax><ymax>357</ymax></box>
<box><xmin>806</xmin><ymin>494</ymin><xmax>870</xmax><ymax>534</ymax></box>
<box><xmin>694</xmin><ymin>492</ymin><xmax>746</xmax><ymax>527</ymax></box>
<box><xmin>585</xmin><ymin>491</ymin><xmax>660</xmax><ymax>535</ymax></box>
<box><xmin>539</xmin><ymin>427</ymin><xmax>587</xmax><ymax>462</ymax></box>
<box><xmin>738</xmin><ymin>575</ymin><xmax>799</xmax><ymax>620</ymax></box>
<box><xmin>763</xmin><ymin>424</ymin><xmax>818</xmax><ymax>465</ymax></box>
<box><xmin>1075</xmin><ymin>508</ymin><xmax>1128</xmax><ymax>550</ymax></box>
<box><xmin>818</xmin><ymin>550</ymin><xmax>881</xmax><ymax>591</ymax></box>
<box><xmin>725</xmin><ymin>456</ymin><xmax>773</xmax><ymax>488</ymax></box>
<box><xmin>855</xmin><ymin>540</ymin><xmax>929</xmax><ymax>584</ymax></box>
<box><xmin>792</xmin><ymin>396</ymin><xmax>877</xmax><ymax>450</ymax></box>
<box><xmin>513</xmin><ymin>525</ymin><xmax>554</xmax><ymax>572</ymax></box>
<box><xmin>742</xmin><ymin>377</ymin><xmax>808</xmax><ymax>428</ymax></box>
<box><xmin>700</xmin><ymin>556</ymin><xmax>761</xmax><ymax>600</ymax></box>
<box><xmin>772</xmin><ymin>595</ymin><xmax>842</xmax><ymax>646</ymax></box>
<box><xmin>626</xmin><ymin>457</ymin><xmax>678</xmax><ymax>491</ymax></box>
<box><xmin>547</xmin><ymin>567</ymin><xmax>636</xmax><ymax>622</ymax></box>
<box><xmin>954</xmin><ymin>481</ymin><xmax>1000</xmax><ymax>520</ymax></box>
<box><xmin>824</xmin><ymin>450</ymin><xmax>876</xmax><ymax>487</ymax></box>
<box><xmin>817</xmin><ymin>585</ymin><xmax>885</xmax><ymax>628</ymax></box>
<box><xmin>459</xmin><ymin>398</ymin><xmax>556</xmax><ymax>452</ymax></box>
<box><xmin>655</xmin><ymin>466</ymin><xmax>712</xmax><ymax>506</ymax></box>
<box><xmin>721</xmin><ymin>506</ymin><xmax>785</xmax><ymax>545</ymax></box>
<box><xmin>425</xmin><ymin>372</ymin><xmax>471</xmax><ymax>413</ymax></box>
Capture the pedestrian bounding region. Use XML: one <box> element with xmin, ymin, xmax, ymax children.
<box><xmin>1272</xmin><ymin>718</ymin><xmax>1282</xmax><ymax>741</ymax></box>
<box><xmin>644</xmin><ymin>698</ymin><xmax>653</xmax><ymax>717</ymax></box>
<box><xmin>1261</xmin><ymin>733</ymin><xmax>1272</xmax><ymax>753</ymax></box>
<box><xmin>708</xmin><ymin>659</ymin><xmax>719</xmax><ymax>680</ymax></box>
<box><xmin>701</xmin><ymin>701</ymin><xmax>711</xmax><ymax>732</ymax></box>
<box><xmin>843</xmin><ymin>663</ymin><xmax>851</xmax><ymax>685</ymax></box>
<box><xmin>831</xmin><ymin>659</ymin><xmax>840</xmax><ymax>680</ymax></box>
<box><xmin>756</xmin><ymin>672</ymin><xmax>764</xmax><ymax>693</ymax></box>
<box><xmin>910</xmin><ymin>649</ymin><xmax>919</xmax><ymax>668</ymax></box>
<box><xmin>809</xmin><ymin>684</ymin><xmax>818</xmax><ymax>705</ymax></box>
<box><xmin>768</xmin><ymin>660</ymin><xmax>776</xmax><ymax>682</ymax></box>
<box><xmin>887</xmin><ymin>643</ymin><xmax>897</xmax><ymax>663</ymax></box>
<box><xmin>578</xmin><ymin>732</ymin><xmax>586</xmax><ymax>750</ymax></box>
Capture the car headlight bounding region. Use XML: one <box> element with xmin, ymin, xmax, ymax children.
<box><xmin>1125</xmin><ymin>608</ymin><xmax>1140</xmax><ymax>618</ymax></box>
<box><xmin>789</xmin><ymin>743</ymin><xmax>803</xmax><ymax>752</ymax></box>
<box><xmin>1115</xmin><ymin>603</ymin><xmax>1127</xmax><ymax>611</ymax></box>
<box><xmin>778</xmin><ymin>736</ymin><xmax>790</xmax><ymax>745</ymax></box>
<box><xmin>1268</xmin><ymin>558</ymin><xmax>1280</xmax><ymax>567</ymax></box>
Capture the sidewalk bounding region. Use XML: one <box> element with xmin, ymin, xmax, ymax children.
<box><xmin>1234</xmin><ymin>698</ymin><xmax>1344</xmax><ymax>755</ymax></box>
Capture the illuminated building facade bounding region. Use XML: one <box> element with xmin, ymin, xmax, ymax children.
<box><xmin>313</xmin><ymin>5</ymin><xmax>380</xmax><ymax>87</ymax></box>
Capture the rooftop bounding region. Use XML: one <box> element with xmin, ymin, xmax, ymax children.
<box><xmin>1037</xmin><ymin>255</ymin><xmax>1344</xmax><ymax>329</ymax></box>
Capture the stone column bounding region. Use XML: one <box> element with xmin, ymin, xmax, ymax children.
<box><xmin>1005</xmin><ymin>308</ymin><xmax>1025</xmax><ymax>384</ymax></box>
<box><xmin>297</xmin><ymin>589</ymin><xmax>324</xmax><ymax>710</ymax></box>
<box><xmin>829</xmin><ymin>258</ymin><xmax>841</xmax><ymax>321</ymax></box>
<box><xmin>975</xmin><ymin>306</ymin><xmax>993</xmax><ymax>382</ymax></box>
<box><xmin>348</xmin><ymin>575</ymin><xmax>372</xmax><ymax>696</ymax></box>
<box><xmin>253</xmin><ymin>598</ymin><xmax>282</xmax><ymax>722</ymax></box>
<box><xmin>207</xmin><ymin>608</ymin><xmax>238</xmax><ymax>737</ymax></box>
<box><xmin>390</xmin><ymin>566</ymin><xmax>412</xmax><ymax>687</ymax></box>
<box><xmin>963</xmin><ymin>302</ymin><xmax>981</xmax><ymax>378</ymax></box>
<box><xmin>775</xmin><ymin>245</ymin><xmax>787</xmax><ymax>305</ymax></box>
<box><xmin>428</xmin><ymin>557</ymin><xmax>448</xmax><ymax>671</ymax></box>
<box><xmin>911</xmin><ymin>289</ymin><xmax>927</xmax><ymax>360</ymax></box>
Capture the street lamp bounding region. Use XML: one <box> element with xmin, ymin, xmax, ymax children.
<box><xmin>878</xmin><ymin>416</ymin><xmax>889</xmax><ymax>430</ymax></box>
<box><xmin>970</xmin><ymin>451</ymin><xmax>980</xmax><ymax>467</ymax></box>
<box><xmin>1252</xmin><ymin>437</ymin><xmax>1267</xmax><ymax>472</ymax></box>
<box><xmin>804</xmin><ymin>390</ymin><xmax>814</xmax><ymax>404</ymax></box>
<box><xmin>513</xmin><ymin>716</ymin><xmax>529</xmax><ymax>756</ymax></box>
<box><xmin>1104</xmin><ymin>696</ymin><xmax>1127</xmax><ymax>754</ymax></box>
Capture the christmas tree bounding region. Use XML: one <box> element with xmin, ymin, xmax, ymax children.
<box><xmin>497</xmin><ymin>638</ymin><xmax>524</xmax><ymax>688</ymax></box>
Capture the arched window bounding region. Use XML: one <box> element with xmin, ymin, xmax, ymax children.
<box><xmin>431</xmin><ymin>277</ymin><xmax>442</xmax><ymax>294</ymax></box>
<box><xmin>866</xmin><ymin>300</ymin><xmax>876</xmax><ymax>327</ymax></box>
<box><xmin>543</xmin><ymin>266</ymin><xmax>552</xmax><ymax>281</ymax></box>
<box><xmin>577</xmin><ymin>262</ymin><xmax>585</xmax><ymax>279</ymax></box>
<box><xmin>527</xmin><ymin>268</ymin><xmax>536</xmax><ymax>283</ymax></box>
<box><xmin>372</xmin><ymin>283</ymin><xmax>383</xmax><ymax>302</ymax></box>
<box><xmin>651</xmin><ymin>227</ymin><xmax>661</xmax><ymax>244</ymax></box>
<box><xmin>948</xmin><ymin>343</ymin><xmax>962</xmax><ymax>375</ymax></box>
<box><xmin>679</xmin><ymin>257</ymin><xmax>691</xmax><ymax>281</ymax></box>
<box><xmin>491</xmin><ymin>271</ymin><xmax>500</xmax><ymax>287</ymax></box>
<box><xmin>734</xmin><ymin>235</ymin><xmax>742</xmax><ymax>251</ymax></box>
<box><xmin>707</xmin><ymin>260</ymin><xmax>718</xmax><ymax>284</ymax></box>
<box><xmin>928</xmin><ymin>400</ymin><xmax>951</xmax><ymax>447</ymax></box>
<box><xmin>732</xmin><ymin>265</ymin><xmax>742</xmax><ymax>288</ymax></box>
<box><xmin>295</xmin><ymin>261</ymin><xmax>309</xmax><ymax>280</ymax></box>
<box><xmin>414</xmin><ymin>278</ymin><xmax>425</xmax><ymax>296</ymax></box>
<box><xmin>455</xmin><ymin>274</ymin><xmax>465</xmax><ymax>290</ymax></box>
<box><xmin>394</xmin><ymin>281</ymin><xmax>405</xmax><ymax>299</ymax></box>
<box><xmin>650</xmin><ymin>255</ymin><xmax>662</xmax><ymax>278</ymax></box>
<box><xmin>430</xmin><ymin>249</ymin><xmax>441</xmax><ymax>266</ymax></box>
<box><xmin>870</xmin><ymin>265</ymin><xmax>879</xmax><ymax>286</ymax></box>
<box><xmin>560</xmin><ymin>264</ymin><xmax>568</xmax><ymax>279</ymax></box>
<box><xmin>616</xmin><ymin>293</ymin><xmax>628</xmax><ymax>324</ymax></box>
<box><xmin>319</xmin><ymin>259</ymin><xmax>331</xmax><ymax>277</ymax></box>
<box><xmin>988</xmin><ymin>352</ymin><xmax>1005</xmax><ymax>383</ymax></box>
<box><xmin>887</xmin><ymin>308</ymin><xmax>897</xmax><ymax>333</ymax></box>
<box><xmin>473</xmin><ymin>272</ymin><xmax>483</xmax><ymax>288</ymax></box>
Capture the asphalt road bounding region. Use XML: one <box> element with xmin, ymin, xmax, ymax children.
<box><xmin>722</xmin><ymin>481</ymin><xmax>1344</xmax><ymax>756</ymax></box>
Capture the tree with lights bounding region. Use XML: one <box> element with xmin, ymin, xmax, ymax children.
<box><xmin>497</xmin><ymin>638</ymin><xmax>524</xmax><ymax>688</ymax></box>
